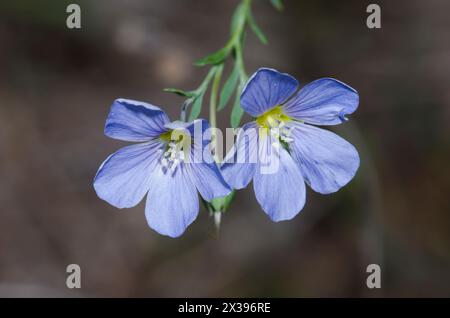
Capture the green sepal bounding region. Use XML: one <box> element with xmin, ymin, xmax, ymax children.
<box><xmin>204</xmin><ymin>190</ymin><xmax>236</xmax><ymax>213</ymax></box>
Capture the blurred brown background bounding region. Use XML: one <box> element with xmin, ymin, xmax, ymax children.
<box><xmin>0</xmin><ymin>0</ymin><xmax>449</xmax><ymax>297</ymax></box>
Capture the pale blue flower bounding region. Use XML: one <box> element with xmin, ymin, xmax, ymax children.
<box><xmin>94</xmin><ymin>99</ymin><xmax>231</xmax><ymax>237</ymax></box>
<box><xmin>222</xmin><ymin>68</ymin><xmax>360</xmax><ymax>222</ymax></box>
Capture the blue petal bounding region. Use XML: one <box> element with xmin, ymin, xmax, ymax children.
<box><xmin>282</xmin><ymin>78</ymin><xmax>359</xmax><ymax>125</ymax></box>
<box><xmin>240</xmin><ymin>68</ymin><xmax>299</xmax><ymax>117</ymax></box>
<box><xmin>186</xmin><ymin>135</ymin><xmax>231</xmax><ymax>201</ymax></box>
<box><xmin>164</xmin><ymin>118</ymin><xmax>207</xmax><ymax>146</ymax></box>
<box><xmin>253</xmin><ymin>134</ymin><xmax>306</xmax><ymax>222</ymax></box>
<box><xmin>164</xmin><ymin>120</ymin><xmax>192</xmax><ymax>131</ymax></box>
<box><xmin>93</xmin><ymin>140</ymin><xmax>165</xmax><ymax>208</ymax></box>
<box><xmin>221</xmin><ymin>122</ymin><xmax>259</xmax><ymax>189</ymax></box>
<box><xmin>145</xmin><ymin>164</ymin><xmax>199</xmax><ymax>238</ymax></box>
<box><xmin>289</xmin><ymin>122</ymin><xmax>360</xmax><ymax>194</ymax></box>
<box><xmin>105</xmin><ymin>98</ymin><xmax>170</xmax><ymax>141</ymax></box>
<box><xmin>186</xmin><ymin>161</ymin><xmax>231</xmax><ymax>201</ymax></box>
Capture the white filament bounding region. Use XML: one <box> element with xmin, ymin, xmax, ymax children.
<box><xmin>161</xmin><ymin>141</ymin><xmax>186</xmax><ymax>173</ymax></box>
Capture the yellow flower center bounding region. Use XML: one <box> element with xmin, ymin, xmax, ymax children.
<box><xmin>256</xmin><ymin>106</ymin><xmax>291</xmax><ymax>129</ymax></box>
<box><xmin>159</xmin><ymin>129</ymin><xmax>191</xmax><ymax>172</ymax></box>
<box><xmin>159</xmin><ymin>130</ymin><xmax>174</xmax><ymax>142</ymax></box>
<box><xmin>255</xmin><ymin>106</ymin><xmax>294</xmax><ymax>144</ymax></box>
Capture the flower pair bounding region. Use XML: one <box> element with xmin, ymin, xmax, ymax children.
<box><xmin>94</xmin><ymin>68</ymin><xmax>360</xmax><ymax>237</ymax></box>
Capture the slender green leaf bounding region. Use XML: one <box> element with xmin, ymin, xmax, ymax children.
<box><xmin>218</xmin><ymin>65</ymin><xmax>239</xmax><ymax>111</ymax></box>
<box><xmin>270</xmin><ymin>0</ymin><xmax>284</xmax><ymax>11</ymax></box>
<box><xmin>231</xmin><ymin>89</ymin><xmax>244</xmax><ymax>128</ymax></box>
<box><xmin>189</xmin><ymin>93</ymin><xmax>204</xmax><ymax>121</ymax></box>
<box><xmin>163</xmin><ymin>88</ymin><xmax>195</xmax><ymax>97</ymax></box>
<box><xmin>194</xmin><ymin>47</ymin><xmax>230</xmax><ymax>66</ymax></box>
<box><xmin>247</xmin><ymin>11</ymin><xmax>268</xmax><ymax>44</ymax></box>
<box><xmin>230</xmin><ymin>3</ymin><xmax>247</xmax><ymax>35</ymax></box>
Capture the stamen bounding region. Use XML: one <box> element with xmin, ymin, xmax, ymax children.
<box><xmin>160</xmin><ymin>139</ymin><xmax>187</xmax><ymax>174</ymax></box>
<box><xmin>269</xmin><ymin>126</ymin><xmax>293</xmax><ymax>146</ymax></box>
<box><xmin>161</xmin><ymin>157</ymin><xmax>168</xmax><ymax>168</ymax></box>
<box><xmin>256</xmin><ymin>106</ymin><xmax>294</xmax><ymax>147</ymax></box>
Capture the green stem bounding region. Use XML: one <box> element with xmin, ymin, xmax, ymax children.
<box><xmin>181</xmin><ymin>67</ymin><xmax>217</xmax><ymax>121</ymax></box>
<box><xmin>195</xmin><ymin>67</ymin><xmax>217</xmax><ymax>96</ymax></box>
<box><xmin>227</xmin><ymin>0</ymin><xmax>252</xmax><ymax>49</ymax></box>
<box><xmin>169</xmin><ymin>0</ymin><xmax>277</xmax><ymax>225</ymax></box>
<box><xmin>209</xmin><ymin>64</ymin><xmax>224</xmax><ymax>162</ymax></box>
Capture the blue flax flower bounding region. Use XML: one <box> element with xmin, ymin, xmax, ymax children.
<box><xmin>222</xmin><ymin>68</ymin><xmax>360</xmax><ymax>222</ymax></box>
<box><xmin>94</xmin><ymin>99</ymin><xmax>231</xmax><ymax>237</ymax></box>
